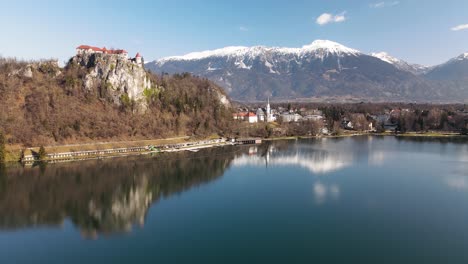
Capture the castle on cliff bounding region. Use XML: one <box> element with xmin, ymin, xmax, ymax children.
<box><xmin>76</xmin><ymin>45</ymin><xmax>143</xmax><ymax>66</ymax></box>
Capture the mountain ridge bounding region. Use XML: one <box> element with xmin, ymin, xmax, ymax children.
<box><xmin>370</xmin><ymin>52</ymin><xmax>431</xmax><ymax>75</ymax></box>
<box><xmin>148</xmin><ymin>40</ymin><xmax>468</xmax><ymax>102</ymax></box>
<box><xmin>156</xmin><ymin>40</ymin><xmax>361</xmax><ymax>65</ymax></box>
<box><xmin>147</xmin><ymin>40</ymin><xmax>467</xmax><ymax>102</ymax></box>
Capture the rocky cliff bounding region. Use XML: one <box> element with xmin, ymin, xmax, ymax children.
<box><xmin>70</xmin><ymin>53</ymin><xmax>151</xmax><ymax>110</ymax></box>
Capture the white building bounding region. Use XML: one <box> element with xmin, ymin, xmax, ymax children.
<box><xmin>256</xmin><ymin>108</ymin><xmax>265</xmax><ymax>122</ymax></box>
<box><xmin>303</xmin><ymin>115</ymin><xmax>323</xmax><ymax>121</ymax></box>
<box><xmin>281</xmin><ymin>113</ymin><xmax>303</xmax><ymax>122</ymax></box>
<box><xmin>247</xmin><ymin>112</ymin><xmax>258</xmax><ymax>123</ymax></box>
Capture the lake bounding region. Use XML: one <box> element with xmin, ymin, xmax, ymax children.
<box><xmin>0</xmin><ymin>136</ymin><xmax>468</xmax><ymax>263</ymax></box>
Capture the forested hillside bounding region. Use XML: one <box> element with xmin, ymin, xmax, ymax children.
<box><xmin>0</xmin><ymin>58</ymin><xmax>233</xmax><ymax>147</ymax></box>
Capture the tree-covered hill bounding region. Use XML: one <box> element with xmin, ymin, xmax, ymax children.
<box><xmin>0</xmin><ymin>57</ymin><xmax>233</xmax><ymax>147</ymax></box>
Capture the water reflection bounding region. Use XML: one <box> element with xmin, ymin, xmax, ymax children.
<box><xmin>0</xmin><ymin>136</ymin><xmax>467</xmax><ymax>236</ymax></box>
<box><xmin>313</xmin><ymin>182</ymin><xmax>340</xmax><ymax>205</ymax></box>
<box><xmin>445</xmin><ymin>146</ymin><xmax>468</xmax><ymax>192</ymax></box>
<box><xmin>0</xmin><ymin>147</ymin><xmax>239</xmax><ymax>237</ymax></box>
<box><xmin>232</xmin><ymin>140</ymin><xmax>354</xmax><ymax>174</ymax></box>
<box><xmin>446</xmin><ymin>177</ymin><xmax>468</xmax><ymax>191</ymax></box>
<box><xmin>231</xmin><ymin>140</ymin><xmax>352</xmax><ymax>205</ymax></box>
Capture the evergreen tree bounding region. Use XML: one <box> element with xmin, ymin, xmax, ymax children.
<box><xmin>38</xmin><ymin>145</ymin><xmax>47</xmax><ymax>161</ymax></box>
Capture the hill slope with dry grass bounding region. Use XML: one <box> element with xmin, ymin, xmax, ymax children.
<box><xmin>0</xmin><ymin>57</ymin><xmax>233</xmax><ymax>147</ymax></box>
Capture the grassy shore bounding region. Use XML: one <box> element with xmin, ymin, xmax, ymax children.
<box><xmin>4</xmin><ymin>131</ymin><xmax>466</xmax><ymax>163</ymax></box>
<box><xmin>5</xmin><ymin>136</ymin><xmax>191</xmax><ymax>162</ymax></box>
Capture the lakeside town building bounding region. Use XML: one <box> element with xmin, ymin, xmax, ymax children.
<box><xmin>233</xmin><ymin>98</ymin><xmax>277</xmax><ymax>123</ymax></box>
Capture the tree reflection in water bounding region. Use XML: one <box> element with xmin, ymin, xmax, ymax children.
<box><xmin>0</xmin><ymin>146</ymin><xmax>241</xmax><ymax>238</ymax></box>
<box><xmin>1</xmin><ymin>136</ymin><xmax>466</xmax><ymax>238</ymax></box>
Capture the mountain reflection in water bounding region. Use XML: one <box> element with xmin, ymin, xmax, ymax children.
<box><xmin>2</xmin><ymin>137</ymin><xmax>468</xmax><ymax>263</ymax></box>
<box><xmin>0</xmin><ymin>137</ymin><xmax>392</xmax><ymax>235</ymax></box>
<box><xmin>232</xmin><ymin>140</ymin><xmax>354</xmax><ymax>174</ymax></box>
<box><xmin>0</xmin><ymin>136</ymin><xmax>467</xmax><ymax>238</ymax></box>
<box><xmin>0</xmin><ymin>139</ymin><xmax>356</xmax><ymax>236</ymax></box>
<box><xmin>232</xmin><ymin>139</ymin><xmax>356</xmax><ymax>204</ymax></box>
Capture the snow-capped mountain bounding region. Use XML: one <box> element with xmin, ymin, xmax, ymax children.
<box><xmin>147</xmin><ymin>40</ymin><xmax>465</xmax><ymax>102</ymax></box>
<box><xmin>423</xmin><ymin>53</ymin><xmax>468</xmax><ymax>99</ymax></box>
<box><xmin>426</xmin><ymin>52</ymin><xmax>468</xmax><ymax>80</ymax></box>
<box><xmin>157</xmin><ymin>40</ymin><xmax>360</xmax><ymax>65</ymax></box>
<box><xmin>426</xmin><ymin>52</ymin><xmax>468</xmax><ymax>81</ymax></box>
<box><xmin>151</xmin><ymin>40</ymin><xmax>363</xmax><ymax>76</ymax></box>
<box><xmin>371</xmin><ymin>52</ymin><xmax>430</xmax><ymax>75</ymax></box>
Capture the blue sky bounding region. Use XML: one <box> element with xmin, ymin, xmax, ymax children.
<box><xmin>1</xmin><ymin>0</ymin><xmax>467</xmax><ymax>65</ymax></box>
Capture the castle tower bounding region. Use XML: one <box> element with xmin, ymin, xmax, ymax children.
<box><xmin>135</xmin><ymin>52</ymin><xmax>142</xmax><ymax>65</ymax></box>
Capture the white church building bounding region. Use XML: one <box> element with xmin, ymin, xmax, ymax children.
<box><xmin>257</xmin><ymin>98</ymin><xmax>276</xmax><ymax>123</ymax></box>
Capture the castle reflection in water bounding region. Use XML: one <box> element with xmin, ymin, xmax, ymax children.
<box><xmin>1</xmin><ymin>136</ymin><xmax>466</xmax><ymax>237</ymax></box>
<box><xmin>0</xmin><ymin>137</ymin><xmax>387</xmax><ymax>236</ymax></box>
<box><xmin>0</xmin><ymin>147</ymin><xmax>236</xmax><ymax>238</ymax></box>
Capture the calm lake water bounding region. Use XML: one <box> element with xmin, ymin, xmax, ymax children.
<box><xmin>1</xmin><ymin>136</ymin><xmax>468</xmax><ymax>263</ymax></box>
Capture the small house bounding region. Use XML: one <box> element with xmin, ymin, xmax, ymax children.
<box><xmin>248</xmin><ymin>112</ymin><xmax>258</xmax><ymax>123</ymax></box>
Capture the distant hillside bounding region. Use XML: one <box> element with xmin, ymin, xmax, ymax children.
<box><xmin>0</xmin><ymin>54</ymin><xmax>233</xmax><ymax>146</ymax></box>
<box><xmin>147</xmin><ymin>40</ymin><xmax>467</xmax><ymax>102</ymax></box>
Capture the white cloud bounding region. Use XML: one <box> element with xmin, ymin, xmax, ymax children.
<box><xmin>451</xmin><ymin>24</ymin><xmax>468</xmax><ymax>31</ymax></box>
<box><xmin>239</xmin><ymin>26</ymin><xmax>249</xmax><ymax>32</ymax></box>
<box><xmin>316</xmin><ymin>12</ymin><xmax>347</xmax><ymax>26</ymax></box>
<box><xmin>370</xmin><ymin>1</ymin><xmax>399</xmax><ymax>8</ymax></box>
<box><xmin>371</xmin><ymin>2</ymin><xmax>385</xmax><ymax>8</ymax></box>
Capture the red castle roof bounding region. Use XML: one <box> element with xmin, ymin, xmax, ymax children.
<box><xmin>76</xmin><ymin>45</ymin><xmax>128</xmax><ymax>54</ymax></box>
<box><xmin>135</xmin><ymin>52</ymin><xmax>141</xmax><ymax>58</ymax></box>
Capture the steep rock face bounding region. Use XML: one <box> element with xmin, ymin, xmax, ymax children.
<box><xmin>71</xmin><ymin>53</ymin><xmax>151</xmax><ymax>109</ymax></box>
<box><xmin>7</xmin><ymin>60</ymin><xmax>61</xmax><ymax>79</ymax></box>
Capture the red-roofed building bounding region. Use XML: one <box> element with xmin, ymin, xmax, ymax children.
<box><xmin>76</xmin><ymin>45</ymin><xmax>145</xmax><ymax>66</ymax></box>
<box><xmin>233</xmin><ymin>112</ymin><xmax>248</xmax><ymax>120</ymax></box>
<box><xmin>76</xmin><ymin>45</ymin><xmax>128</xmax><ymax>57</ymax></box>
<box><xmin>247</xmin><ymin>112</ymin><xmax>258</xmax><ymax>123</ymax></box>
<box><xmin>233</xmin><ymin>112</ymin><xmax>258</xmax><ymax>123</ymax></box>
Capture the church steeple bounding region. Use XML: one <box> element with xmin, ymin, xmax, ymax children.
<box><xmin>266</xmin><ymin>97</ymin><xmax>271</xmax><ymax>122</ymax></box>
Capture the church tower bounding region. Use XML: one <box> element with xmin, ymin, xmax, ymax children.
<box><xmin>266</xmin><ymin>97</ymin><xmax>271</xmax><ymax>122</ymax></box>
